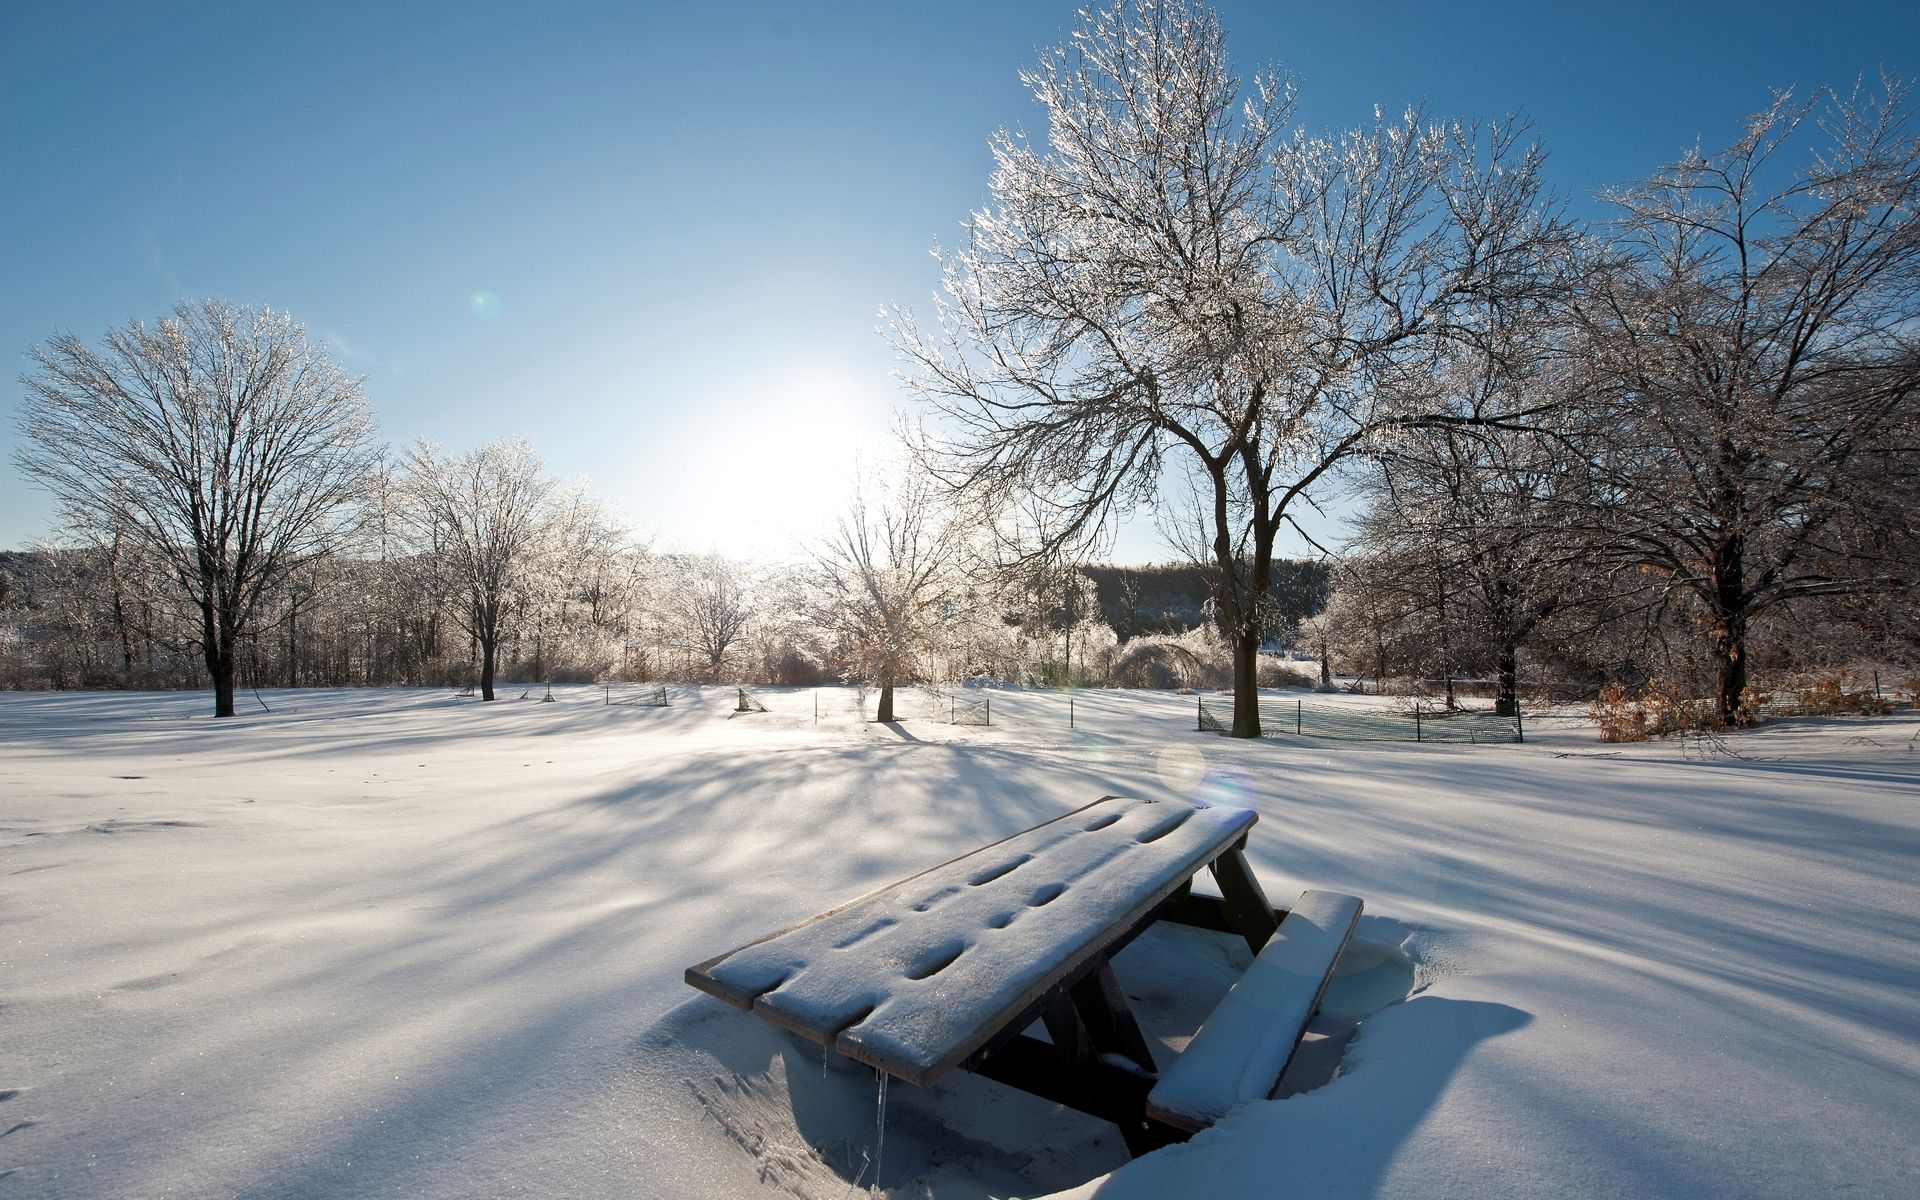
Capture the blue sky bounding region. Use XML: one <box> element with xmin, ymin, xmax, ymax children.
<box><xmin>3</xmin><ymin>1</ymin><xmax>1915</xmax><ymax>561</ymax></box>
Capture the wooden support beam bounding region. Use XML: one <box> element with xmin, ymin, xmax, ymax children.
<box><xmin>1069</xmin><ymin>962</ymin><xmax>1158</xmax><ymax>1075</ymax></box>
<box><xmin>1208</xmin><ymin>842</ymin><xmax>1280</xmax><ymax>953</ymax></box>
<box><xmin>1160</xmin><ymin>890</ymin><xmax>1289</xmax><ymax>938</ymax></box>
<box><xmin>967</xmin><ymin>1034</ymin><xmax>1185</xmax><ymax>1156</ymax></box>
<box><xmin>1040</xmin><ymin>991</ymin><xmax>1097</xmax><ymax>1084</ymax></box>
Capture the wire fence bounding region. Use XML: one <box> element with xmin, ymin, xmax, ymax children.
<box><xmin>735</xmin><ymin>687</ymin><xmax>768</xmax><ymax>713</ymax></box>
<box><xmin>951</xmin><ymin>695</ymin><xmax>991</xmax><ymax>726</ymax></box>
<box><xmin>1197</xmin><ymin>694</ymin><xmax>1523</xmax><ymax>744</ymax></box>
<box><xmin>604</xmin><ymin>683</ymin><xmax>669</xmax><ymax>707</ymax></box>
<box><xmin>1748</xmin><ymin>689</ymin><xmax>1909</xmax><ymax>719</ymax></box>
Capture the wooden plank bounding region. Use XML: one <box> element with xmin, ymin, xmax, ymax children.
<box><xmin>685</xmin><ymin>795</ymin><xmax>1122</xmax><ymax>1008</ymax></box>
<box><xmin>806</xmin><ymin>798</ymin><xmax>1257</xmax><ymax>1084</ymax></box>
<box><xmin>686</xmin><ymin>795</ymin><xmax>1259</xmax><ymax>1086</ymax></box>
<box><xmin>1145</xmin><ymin>890</ymin><xmax>1364</xmax><ymax>1133</ymax></box>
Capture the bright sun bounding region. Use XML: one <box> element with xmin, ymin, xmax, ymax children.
<box><xmin>683</xmin><ymin>367</ymin><xmax>870</xmax><ymax>558</ymax></box>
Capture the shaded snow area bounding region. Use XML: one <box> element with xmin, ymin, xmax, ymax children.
<box><xmin>2</xmin><ymin>685</ymin><xmax>1916</xmax><ymax>1198</ymax></box>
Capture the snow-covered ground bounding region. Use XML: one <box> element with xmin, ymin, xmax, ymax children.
<box><xmin>2</xmin><ymin>685</ymin><xmax>1916</xmax><ymax>1198</ymax></box>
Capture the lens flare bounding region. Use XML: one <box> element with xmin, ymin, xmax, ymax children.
<box><xmin>1198</xmin><ymin>766</ymin><xmax>1251</xmax><ymax>808</ymax></box>
<box><xmin>1154</xmin><ymin>743</ymin><xmax>1206</xmax><ymax>793</ymax></box>
<box><xmin>469</xmin><ymin>290</ymin><xmax>502</xmax><ymax>320</ymax></box>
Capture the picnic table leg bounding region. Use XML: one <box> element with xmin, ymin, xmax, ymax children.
<box><xmin>1208</xmin><ymin>841</ymin><xmax>1281</xmax><ymax>954</ymax></box>
<box><xmin>1037</xmin><ymin>990</ymin><xmax>1102</xmax><ymax>1097</ymax></box>
<box><xmin>1068</xmin><ymin>962</ymin><xmax>1157</xmax><ymax>1076</ymax></box>
<box><xmin>1035</xmin><ymin>974</ymin><xmax>1176</xmax><ymax>1157</ymax></box>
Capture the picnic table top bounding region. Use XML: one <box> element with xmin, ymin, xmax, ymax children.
<box><xmin>685</xmin><ymin>794</ymin><xmax>1258</xmax><ymax>1086</ymax></box>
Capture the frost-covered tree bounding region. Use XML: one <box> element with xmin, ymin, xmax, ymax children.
<box><xmin>543</xmin><ymin>493</ymin><xmax>648</xmax><ymax>680</ymax></box>
<box><xmin>811</xmin><ymin>467</ymin><xmax>969</xmax><ymax>722</ymax></box>
<box><xmin>15</xmin><ymin>299</ymin><xmax>376</xmax><ymax>716</ymax></box>
<box><xmin>663</xmin><ymin>553</ymin><xmax>756</xmax><ymax>680</ymax></box>
<box><xmin>893</xmin><ymin>0</ymin><xmax>1572</xmax><ymax>736</ymax></box>
<box><xmin>1574</xmin><ymin>79</ymin><xmax>1920</xmax><ymax>725</ymax></box>
<box><xmin>402</xmin><ymin>438</ymin><xmax>555</xmax><ymax>701</ymax></box>
<box><xmin>1354</xmin><ymin>342</ymin><xmax>1598</xmax><ymax>712</ymax></box>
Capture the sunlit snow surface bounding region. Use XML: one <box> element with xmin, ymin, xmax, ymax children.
<box><xmin>1</xmin><ymin>685</ymin><xmax>1916</xmax><ymax>1198</ymax></box>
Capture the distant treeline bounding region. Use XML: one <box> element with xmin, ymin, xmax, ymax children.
<box><xmin>0</xmin><ymin>545</ymin><xmax>1333</xmax><ymax>694</ymax></box>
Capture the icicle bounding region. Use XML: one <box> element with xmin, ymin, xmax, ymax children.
<box><xmin>871</xmin><ymin>1067</ymin><xmax>889</xmax><ymax>1195</ymax></box>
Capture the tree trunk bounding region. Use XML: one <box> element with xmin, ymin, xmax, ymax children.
<box><xmin>112</xmin><ymin>588</ymin><xmax>133</xmax><ymax>677</ymax></box>
<box><xmin>1318</xmin><ymin>640</ymin><xmax>1332</xmax><ymax>689</ymax></box>
<box><xmin>1496</xmin><ymin>641</ymin><xmax>1518</xmax><ymax>717</ymax></box>
<box><xmin>206</xmin><ymin>642</ymin><xmax>236</xmax><ymax>718</ymax></box>
<box><xmin>201</xmin><ymin>600</ymin><xmax>237</xmax><ymax>718</ymax></box>
<box><xmin>1230</xmin><ymin>628</ymin><xmax>1261</xmax><ymax>738</ymax></box>
<box><xmin>877</xmin><ymin>676</ymin><xmax>895</xmax><ymax>723</ymax></box>
<box><xmin>1710</xmin><ymin>602</ymin><xmax>1749</xmax><ymax>728</ymax></box>
<box><xmin>1710</xmin><ymin>535</ymin><xmax>1750</xmax><ymax>727</ymax></box>
<box><xmin>480</xmin><ymin>635</ymin><xmax>498</xmax><ymax>701</ymax></box>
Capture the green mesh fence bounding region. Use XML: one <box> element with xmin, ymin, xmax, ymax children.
<box><xmin>952</xmin><ymin>696</ymin><xmax>991</xmax><ymax>726</ymax></box>
<box><xmin>736</xmin><ymin>687</ymin><xmax>768</xmax><ymax>713</ymax></box>
<box><xmin>604</xmin><ymin>684</ymin><xmax>668</xmax><ymax>707</ymax></box>
<box><xmin>1747</xmin><ymin>689</ymin><xmax>1908</xmax><ymax>718</ymax></box>
<box><xmin>1198</xmin><ymin>695</ymin><xmax>1522</xmax><ymax>744</ymax></box>
<box><xmin>1196</xmin><ymin>695</ymin><xmax>1228</xmax><ymax>732</ymax></box>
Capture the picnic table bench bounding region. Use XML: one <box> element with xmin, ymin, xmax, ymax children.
<box><xmin>686</xmin><ymin>795</ymin><xmax>1363</xmax><ymax>1153</ymax></box>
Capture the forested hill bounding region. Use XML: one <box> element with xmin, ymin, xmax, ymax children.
<box><xmin>0</xmin><ymin>550</ymin><xmax>42</xmax><ymax>606</ymax></box>
<box><xmin>1082</xmin><ymin>560</ymin><xmax>1329</xmax><ymax>641</ymax></box>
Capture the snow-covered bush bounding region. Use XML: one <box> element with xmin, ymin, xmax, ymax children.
<box><xmin>1258</xmin><ymin>658</ymin><xmax>1317</xmax><ymax>689</ymax></box>
<box><xmin>1111</xmin><ymin>627</ymin><xmax>1230</xmax><ymax>689</ymax></box>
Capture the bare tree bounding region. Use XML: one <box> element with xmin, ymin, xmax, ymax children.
<box><xmin>664</xmin><ymin>554</ymin><xmax>756</xmax><ymax>680</ymax></box>
<box><xmin>15</xmin><ymin>299</ymin><xmax>376</xmax><ymax>716</ymax></box>
<box><xmin>892</xmin><ymin>0</ymin><xmax>1571</xmax><ymax>735</ymax></box>
<box><xmin>1575</xmin><ymin>78</ymin><xmax>1920</xmax><ymax>723</ymax></box>
<box><xmin>1354</xmin><ymin>345</ymin><xmax>1600</xmax><ymax>713</ymax></box>
<box><xmin>812</xmin><ymin>467</ymin><xmax>968</xmax><ymax>722</ymax></box>
<box><xmin>403</xmin><ymin>438</ymin><xmax>555</xmax><ymax>701</ymax></box>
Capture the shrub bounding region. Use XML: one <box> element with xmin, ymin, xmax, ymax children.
<box><xmin>1590</xmin><ymin>682</ymin><xmax>1649</xmax><ymax>743</ymax></box>
<box><xmin>1589</xmin><ymin>680</ymin><xmax>1722</xmax><ymax>742</ymax></box>
<box><xmin>1111</xmin><ymin>627</ymin><xmax>1230</xmax><ymax>689</ymax></box>
<box><xmin>1257</xmin><ymin>659</ymin><xmax>1317</xmax><ymax>689</ymax></box>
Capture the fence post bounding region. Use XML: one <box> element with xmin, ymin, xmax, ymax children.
<box><xmin>1296</xmin><ymin>698</ymin><xmax>1302</xmax><ymax>736</ymax></box>
<box><xmin>1874</xmin><ymin>670</ymin><xmax>1882</xmax><ymax>698</ymax></box>
<box><xmin>985</xmin><ymin>697</ymin><xmax>990</xmax><ymax>727</ymax></box>
<box><xmin>1069</xmin><ymin>694</ymin><xmax>1075</xmax><ymax>729</ymax></box>
<box><xmin>1414</xmin><ymin>708</ymin><xmax>1423</xmax><ymax>742</ymax></box>
<box><xmin>1197</xmin><ymin>694</ymin><xmax>1203</xmax><ymax>732</ymax></box>
<box><xmin>1515</xmin><ymin>701</ymin><xmax>1525</xmax><ymax>744</ymax></box>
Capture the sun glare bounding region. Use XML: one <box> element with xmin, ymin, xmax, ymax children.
<box><xmin>684</xmin><ymin>367</ymin><xmax>868</xmax><ymax>557</ymax></box>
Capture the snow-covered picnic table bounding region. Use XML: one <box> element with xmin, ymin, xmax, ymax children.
<box><xmin>687</xmin><ymin>795</ymin><xmax>1362</xmax><ymax>1153</ymax></box>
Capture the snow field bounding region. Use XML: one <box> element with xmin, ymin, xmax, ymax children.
<box><xmin>1</xmin><ymin>686</ymin><xmax>1916</xmax><ymax>1198</ymax></box>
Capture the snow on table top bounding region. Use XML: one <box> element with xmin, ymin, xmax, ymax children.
<box><xmin>1146</xmin><ymin>889</ymin><xmax>1363</xmax><ymax>1132</ymax></box>
<box><xmin>687</xmin><ymin>795</ymin><xmax>1257</xmax><ymax>1085</ymax></box>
